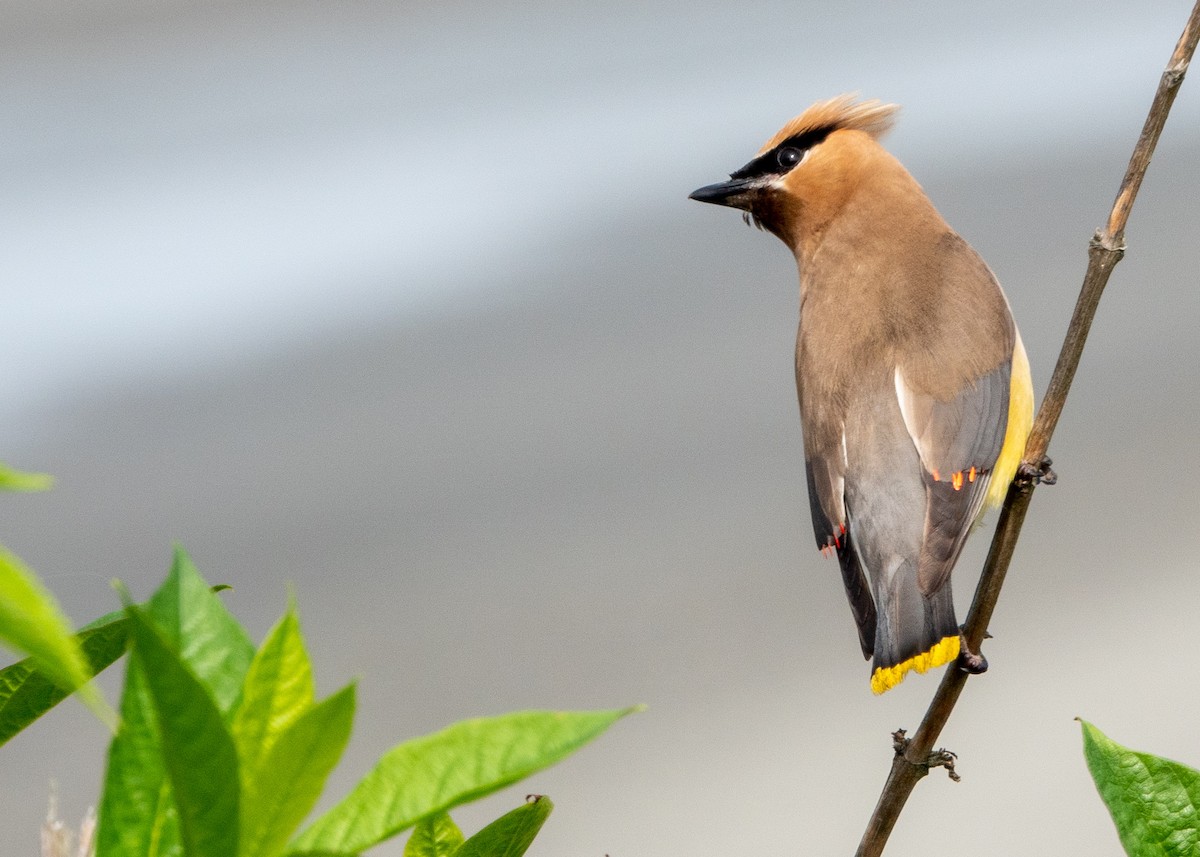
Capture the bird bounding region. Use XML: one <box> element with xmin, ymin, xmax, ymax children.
<box><xmin>689</xmin><ymin>95</ymin><xmax>1034</xmax><ymax>694</ymax></box>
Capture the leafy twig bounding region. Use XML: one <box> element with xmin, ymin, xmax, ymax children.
<box><xmin>854</xmin><ymin>3</ymin><xmax>1200</xmax><ymax>854</ymax></box>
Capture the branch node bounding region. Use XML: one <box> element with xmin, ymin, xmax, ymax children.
<box><xmin>894</xmin><ymin>727</ymin><xmax>962</xmax><ymax>781</ymax></box>
<box><xmin>928</xmin><ymin>748</ymin><xmax>961</xmax><ymax>783</ymax></box>
<box><xmin>1089</xmin><ymin>230</ymin><xmax>1126</xmax><ymax>259</ymax></box>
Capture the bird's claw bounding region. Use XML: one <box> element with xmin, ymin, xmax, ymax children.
<box><xmin>1017</xmin><ymin>455</ymin><xmax>1057</xmax><ymax>486</ymax></box>
<box><xmin>957</xmin><ymin>630</ymin><xmax>989</xmax><ymax>675</ymax></box>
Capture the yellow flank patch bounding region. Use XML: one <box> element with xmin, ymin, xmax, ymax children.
<box><xmin>984</xmin><ymin>332</ymin><xmax>1035</xmax><ymax>512</ymax></box>
<box><xmin>870</xmin><ymin>635</ymin><xmax>961</xmax><ymax>695</ymax></box>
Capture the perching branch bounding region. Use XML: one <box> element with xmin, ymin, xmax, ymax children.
<box><xmin>854</xmin><ymin>4</ymin><xmax>1200</xmax><ymax>855</ymax></box>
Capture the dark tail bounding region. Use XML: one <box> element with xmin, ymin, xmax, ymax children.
<box><xmin>869</xmin><ymin>558</ymin><xmax>960</xmax><ymax>694</ymax></box>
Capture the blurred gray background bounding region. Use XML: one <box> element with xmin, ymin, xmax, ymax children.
<box><xmin>3</xmin><ymin>0</ymin><xmax>1199</xmax><ymax>854</ymax></box>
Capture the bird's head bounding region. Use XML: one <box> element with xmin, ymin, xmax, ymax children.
<box><xmin>690</xmin><ymin>95</ymin><xmax>899</xmax><ymax>252</ymax></box>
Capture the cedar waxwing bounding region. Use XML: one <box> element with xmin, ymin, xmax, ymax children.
<box><xmin>690</xmin><ymin>96</ymin><xmax>1034</xmax><ymax>694</ymax></box>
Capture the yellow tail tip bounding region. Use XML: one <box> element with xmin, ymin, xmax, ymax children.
<box><xmin>870</xmin><ymin>635</ymin><xmax>961</xmax><ymax>695</ymax></box>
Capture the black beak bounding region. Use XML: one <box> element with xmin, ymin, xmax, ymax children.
<box><xmin>688</xmin><ymin>177</ymin><xmax>758</xmax><ymax>210</ymax></box>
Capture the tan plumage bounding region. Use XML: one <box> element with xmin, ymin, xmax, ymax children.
<box><xmin>691</xmin><ymin>96</ymin><xmax>1033</xmax><ymax>693</ymax></box>
<box><xmin>759</xmin><ymin>94</ymin><xmax>898</xmax><ymax>154</ymax></box>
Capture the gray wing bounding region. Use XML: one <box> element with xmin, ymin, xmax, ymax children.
<box><xmin>895</xmin><ymin>361</ymin><xmax>1012</xmax><ymax>596</ymax></box>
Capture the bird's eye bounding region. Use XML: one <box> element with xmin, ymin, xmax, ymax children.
<box><xmin>777</xmin><ymin>147</ymin><xmax>804</xmax><ymax>169</ymax></box>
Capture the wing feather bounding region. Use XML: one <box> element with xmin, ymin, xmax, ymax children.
<box><xmin>895</xmin><ymin>361</ymin><xmax>1011</xmax><ymax>595</ymax></box>
<box><xmin>805</xmin><ymin>434</ymin><xmax>876</xmax><ymax>659</ymax></box>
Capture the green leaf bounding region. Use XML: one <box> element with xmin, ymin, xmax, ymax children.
<box><xmin>146</xmin><ymin>547</ymin><xmax>254</xmax><ymax>714</ymax></box>
<box><xmin>96</xmin><ymin>649</ymin><xmax>183</xmax><ymax>857</ymax></box>
<box><xmin>240</xmin><ymin>683</ymin><xmax>356</xmax><ymax>857</ymax></box>
<box><xmin>0</xmin><ymin>611</ymin><xmax>129</xmax><ymax>747</ymax></box>
<box><xmin>0</xmin><ymin>546</ymin><xmax>116</xmax><ymax>729</ymax></box>
<box><xmin>128</xmin><ymin>604</ymin><xmax>240</xmax><ymax>857</ymax></box>
<box><xmin>97</xmin><ymin>554</ymin><xmax>253</xmax><ymax>857</ymax></box>
<box><xmin>0</xmin><ymin>547</ymin><xmax>91</xmax><ymax>691</ymax></box>
<box><xmin>288</xmin><ymin>707</ymin><xmax>638</xmax><ymax>855</ymax></box>
<box><xmin>456</xmin><ymin>796</ymin><xmax>553</xmax><ymax>857</ymax></box>
<box><xmin>403</xmin><ymin>813</ymin><xmax>464</xmax><ymax>857</ymax></box>
<box><xmin>0</xmin><ymin>461</ymin><xmax>52</xmax><ymax>491</ymax></box>
<box><xmin>233</xmin><ymin>602</ymin><xmax>316</xmax><ymax>779</ymax></box>
<box><xmin>1080</xmin><ymin>719</ymin><xmax>1200</xmax><ymax>857</ymax></box>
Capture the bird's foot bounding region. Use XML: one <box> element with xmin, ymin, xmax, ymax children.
<box><xmin>957</xmin><ymin>629</ymin><xmax>989</xmax><ymax>675</ymax></box>
<box><xmin>1017</xmin><ymin>454</ymin><xmax>1057</xmax><ymax>486</ymax></box>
